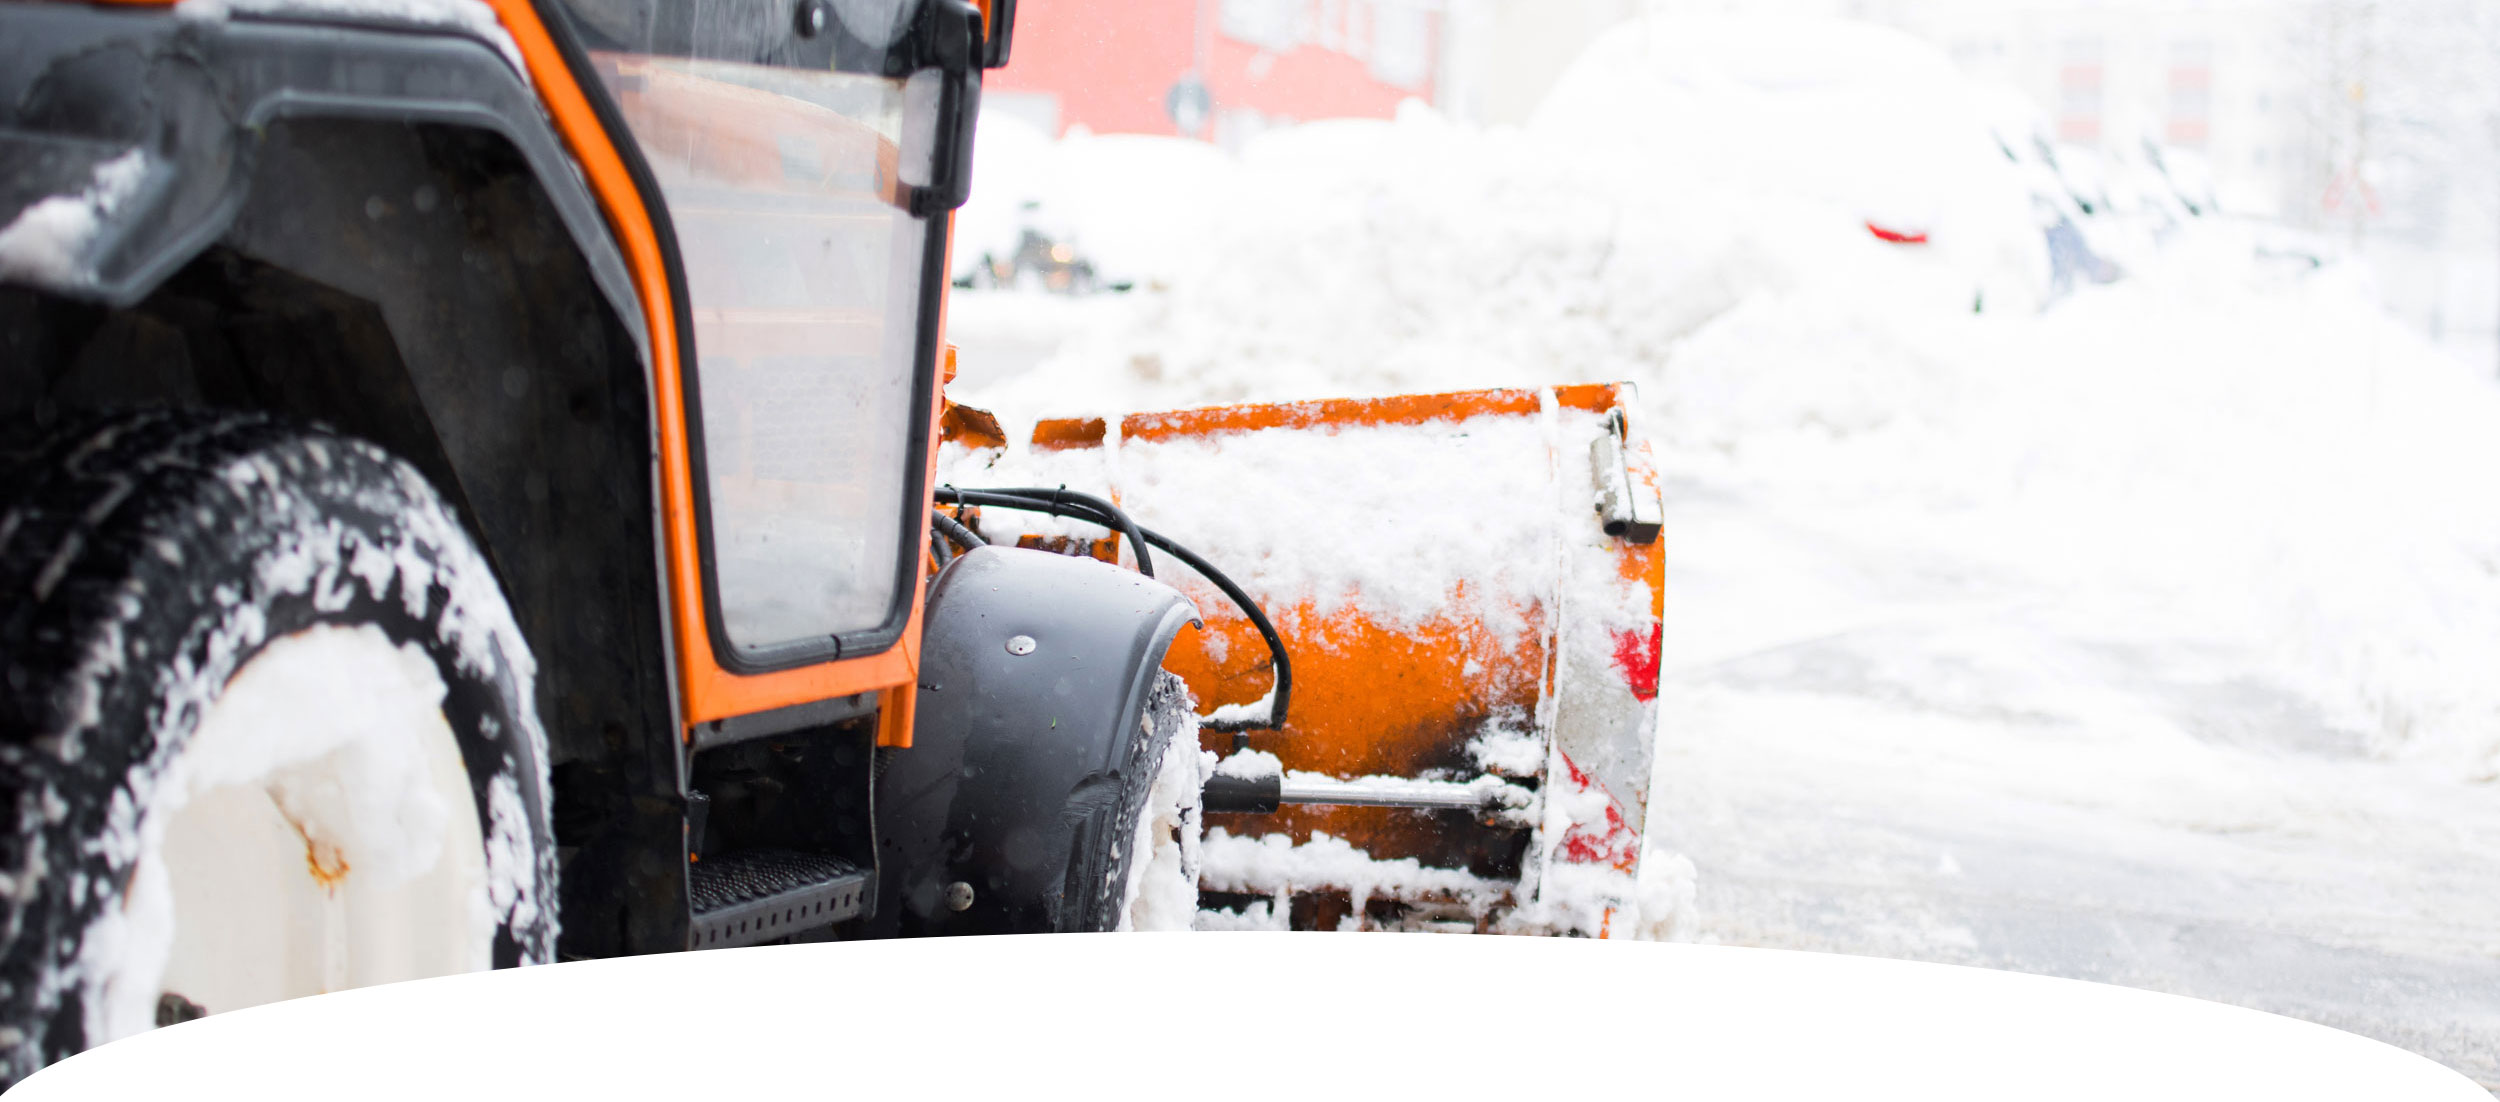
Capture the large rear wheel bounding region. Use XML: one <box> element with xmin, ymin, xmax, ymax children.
<box><xmin>0</xmin><ymin>411</ymin><xmax>556</xmax><ymax>1081</ymax></box>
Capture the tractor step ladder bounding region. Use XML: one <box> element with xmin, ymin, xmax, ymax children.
<box><xmin>688</xmin><ymin>849</ymin><xmax>872</xmax><ymax>949</ymax></box>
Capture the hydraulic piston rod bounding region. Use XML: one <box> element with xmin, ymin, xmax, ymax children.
<box><xmin>1202</xmin><ymin>773</ymin><xmax>1522</xmax><ymax>815</ymax></box>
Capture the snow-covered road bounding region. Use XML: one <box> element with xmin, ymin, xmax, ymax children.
<box><xmin>1626</xmin><ymin>233</ymin><xmax>2500</xmax><ymax>1087</ymax></box>
<box><xmin>1651</xmin><ymin>491</ymin><xmax>2500</xmax><ymax>1086</ymax></box>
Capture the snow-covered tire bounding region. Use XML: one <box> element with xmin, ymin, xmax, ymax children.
<box><xmin>0</xmin><ymin>410</ymin><xmax>557</xmax><ymax>1081</ymax></box>
<box><xmin>1038</xmin><ymin>672</ymin><xmax>1175</xmax><ymax>933</ymax></box>
<box><xmin>1110</xmin><ymin>673</ymin><xmax>1205</xmax><ymax>932</ymax></box>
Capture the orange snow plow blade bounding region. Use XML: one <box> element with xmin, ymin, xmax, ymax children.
<box><xmin>942</xmin><ymin>384</ymin><xmax>1666</xmax><ymax>935</ymax></box>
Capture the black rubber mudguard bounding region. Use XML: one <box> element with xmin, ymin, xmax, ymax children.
<box><xmin>871</xmin><ymin>546</ymin><xmax>1197</xmax><ymax>936</ymax></box>
<box><xmin>0</xmin><ymin>1</ymin><xmax>637</xmax><ymax>328</ymax></box>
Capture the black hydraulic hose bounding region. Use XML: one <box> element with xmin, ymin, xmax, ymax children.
<box><xmin>1127</xmin><ymin>524</ymin><xmax>1290</xmax><ymax>736</ymax></box>
<box><xmin>935</xmin><ymin>487</ymin><xmax>1153</xmax><ymax>578</ymax></box>
<box><xmin>930</xmin><ymin>509</ymin><xmax>987</xmax><ymax>552</ymax></box>
<box><xmin>934</xmin><ymin>485</ymin><xmax>1291</xmax><ymax>735</ymax></box>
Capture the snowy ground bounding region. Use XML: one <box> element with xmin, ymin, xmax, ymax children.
<box><xmin>948</xmin><ymin>16</ymin><xmax>2500</xmax><ymax>1088</ymax></box>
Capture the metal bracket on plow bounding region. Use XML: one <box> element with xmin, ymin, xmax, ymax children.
<box><xmin>1590</xmin><ymin>408</ymin><xmax>1663</xmax><ymax>544</ymax></box>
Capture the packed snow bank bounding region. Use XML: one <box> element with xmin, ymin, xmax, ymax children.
<box><xmin>1652</xmin><ymin>240</ymin><xmax>2500</xmax><ymax>780</ymax></box>
<box><xmin>952</xmin><ymin>117</ymin><xmax>1234</xmax><ymax>289</ymax></box>
<box><xmin>1534</xmin><ymin>16</ymin><xmax>2048</xmax><ymax>312</ymax></box>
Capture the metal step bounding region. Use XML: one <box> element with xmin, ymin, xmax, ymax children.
<box><xmin>689</xmin><ymin>849</ymin><xmax>872</xmax><ymax>950</ymax></box>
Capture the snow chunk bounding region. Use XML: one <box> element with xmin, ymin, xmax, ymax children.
<box><xmin>1467</xmin><ymin>723</ymin><xmax>1546</xmax><ymax>778</ymax></box>
<box><xmin>1205</xmin><ymin>687</ymin><xmax>1275</xmax><ymax>729</ymax></box>
<box><xmin>0</xmin><ymin>151</ymin><xmax>148</xmax><ymax>290</ymax></box>
<box><xmin>1632</xmin><ymin>847</ymin><xmax>1699</xmax><ymax>942</ymax></box>
<box><xmin>1212</xmin><ymin>749</ymin><xmax>1281</xmax><ymax>781</ymax></box>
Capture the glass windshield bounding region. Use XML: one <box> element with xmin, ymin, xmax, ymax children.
<box><xmin>593</xmin><ymin>52</ymin><xmax>932</xmax><ymax>659</ymax></box>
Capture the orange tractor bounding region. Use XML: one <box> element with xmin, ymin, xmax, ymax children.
<box><xmin>0</xmin><ymin>0</ymin><xmax>1663</xmax><ymax>1082</ymax></box>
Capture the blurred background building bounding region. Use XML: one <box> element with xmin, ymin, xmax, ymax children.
<box><xmin>982</xmin><ymin>0</ymin><xmax>1445</xmax><ymax>148</ymax></box>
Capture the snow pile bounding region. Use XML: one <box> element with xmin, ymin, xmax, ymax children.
<box><xmin>965</xmin><ymin>107</ymin><xmax>1785</xmax><ymax>414</ymax></box>
<box><xmin>1631</xmin><ymin>846</ymin><xmax>1699</xmax><ymax>942</ymax></box>
<box><xmin>1534</xmin><ymin>16</ymin><xmax>2048</xmax><ymax>309</ymax></box>
<box><xmin>953</xmin><ymin>117</ymin><xmax>1234</xmax><ymax>288</ymax></box>
<box><xmin>1660</xmin><ymin>240</ymin><xmax>2500</xmax><ymax>781</ymax></box>
<box><xmin>0</xmin><ymin>151</ymin><xmax>148</xmax><ymax>291</ymax></box>
<box><xmin>960</xmin><ymin>20</ymin><xmax>2059</xmax><ymax>422</ymax></box>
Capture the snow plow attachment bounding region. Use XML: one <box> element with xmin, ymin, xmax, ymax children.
<box><xmin>940</xmin><ymin>383</ymin><xmax>1665</xmax><ymax>935</ymax></box>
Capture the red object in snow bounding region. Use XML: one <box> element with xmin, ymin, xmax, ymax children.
<box><xmin>1867</xmin><ymin>222</ymin><xmax>1930</xmax><ymax>245</ymax></box>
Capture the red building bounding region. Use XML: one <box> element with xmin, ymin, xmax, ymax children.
<box><xmin>986</xmin><ymin>0</ymin><xmax>1442</xmax><ymax>146</ymax></box>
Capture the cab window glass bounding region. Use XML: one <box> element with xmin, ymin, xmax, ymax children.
<box><xmin>593</xmin><ymin>53</ymin><xmax>929</xmax><ymax>657</ymax></box>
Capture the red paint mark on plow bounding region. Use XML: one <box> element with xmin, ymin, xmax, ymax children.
<box><xmin>1612</xmin><ymin>625</ymin><xmax>1660</xmax><ymax>703</ymax></box>
<box><xmin>1867</xmin><ymin>222</ymin><xmax>1929</xmax><ymax>245</ymax></box>
<box><xmin>1554</xmin><ymin>754</ymin><xmax>1641</xmax><ymax>871</ymax></box>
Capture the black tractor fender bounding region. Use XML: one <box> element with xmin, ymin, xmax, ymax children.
<box><xmin>0</xmin><ymin>1</ymin><xmax>640</xmax><ymax>337</ymax></box>
<box><xmin>872</xmin><ymin>546</ymin><xmax>1199</xmax><ymax>936</ymax></box>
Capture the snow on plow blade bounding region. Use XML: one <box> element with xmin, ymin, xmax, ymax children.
<box><xmin>943</xmin><ymin>384</ymin><xmax>1664</xmax><ymax>935</ymax></box>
